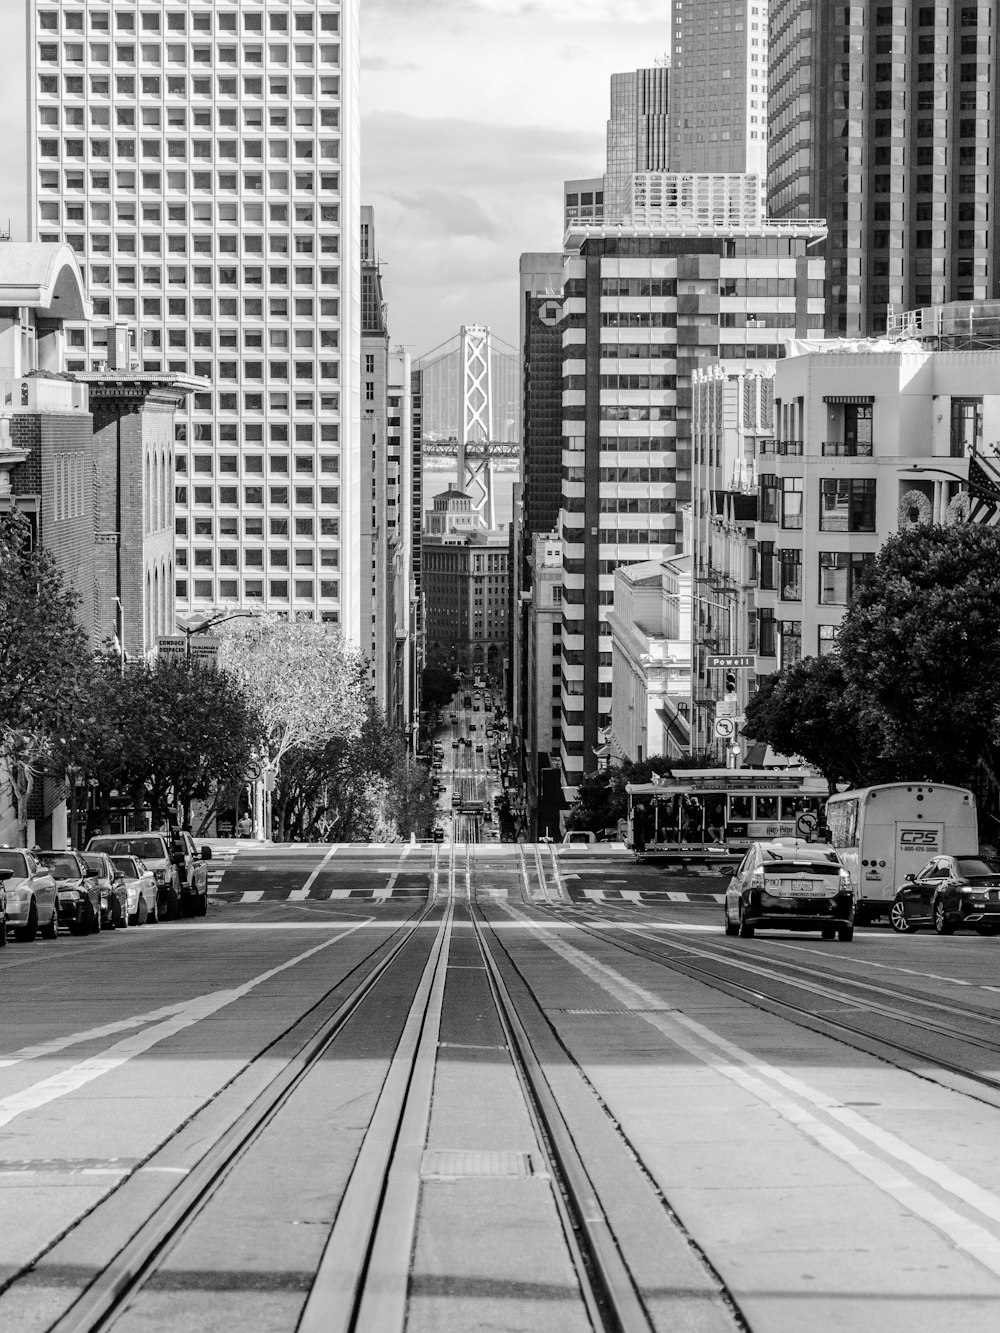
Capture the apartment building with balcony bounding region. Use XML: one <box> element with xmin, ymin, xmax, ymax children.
<box><xmin>757</xmin><ymin>302</ymin><xmax>1000</xmax><ymax>674</ymax></box>
<box><xmin>27</xmin><ymin>0</ymin><xmax>362</xmax><ymax>640</ymax></box>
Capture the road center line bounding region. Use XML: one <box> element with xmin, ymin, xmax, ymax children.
<box><xmin>297</xmin><ymin>843</ymin><xmax>340</xmax><ymax>896</ymax></box>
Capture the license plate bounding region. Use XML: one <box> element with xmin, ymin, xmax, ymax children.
<box><xmin>765</xmin><ymin>877</ymin><xmax>825</xmax><ymax>896</ymax></box>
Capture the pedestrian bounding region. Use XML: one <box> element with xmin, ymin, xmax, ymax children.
<box><xmin>237</xmin><ymin>813</ymin><xmax>251</xmax><ymax>838</ymax></box>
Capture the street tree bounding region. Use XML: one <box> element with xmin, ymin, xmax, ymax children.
<box><xmin>741</xmin><ymin>654</ymin><xmax>886</xmax><ymax>791</ymax></box>
<box><xmin>0</xmin><ymin>513</ymin><xmax>90</xmax><ymax>845</ymax></box>
<box><xmin>216</xmin><ymin>615</ymin><xmax>366</xmax><ymax>777</ymax></box>
<box><xmin>838</xmin><ymin>522</ymin><xmax>1000</xmax><ymax>800</ymax></box>
<box><xmin>420</xmin><ymin>663</ymin><xmax>460</xmax><ymax>714</ymax></box>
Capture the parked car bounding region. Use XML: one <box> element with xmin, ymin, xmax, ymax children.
<box><xmin>563</xmin><ymin>830</ymin><xmax>596</xmax><ymax>845</ymax></box>
<box><xmin>110</xmin><ymin>855</ymin><xmax>157</xmax><ymax>926</ymax></box>
<box><xmin>432</xmin><ymin>827</ymin><xmax>445</xmax><ymax>842</ymax></box>
<box><xmin>724</xmin><ymin>837</ymin><xmax>855</xmax><ymax>941</ymax></box>
<box><xmin>0</xmin><ymin>847</ymin><xmax>58</xmax><ymax>942</ymax></box>
<box><xmin>81</xmin><ymin>852</ymin><xmax>129</xmax><ymax>929</ymax></box>
<box><xmin>889</xmin><ymin>853</ymin><xmax>1000</xmax><ymax>935</ymax></box>
<box><xmin>36</xmin><ymin>850</ymin><xmax>103</xmax><ymax>936</ymax></box>
<box><xmin>85</xmin><ymin>830</ymin><xmax>212</xmax><ymax>919</ymax></box>
<box><xmin>0</xmin><ymin>867</ymin><xmax>10</xmax><ymax>946</ymax></box>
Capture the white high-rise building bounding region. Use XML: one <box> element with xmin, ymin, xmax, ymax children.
<box><xmin>27</xmin><ymin>0</ymin><xmax>363</xmax><ymax>642</ymax></box>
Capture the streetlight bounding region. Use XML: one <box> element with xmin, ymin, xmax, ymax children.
<box><xmin>176</xmin><ymin>609</ymin><xmax>263</xmax><ymax>659</ymax></box>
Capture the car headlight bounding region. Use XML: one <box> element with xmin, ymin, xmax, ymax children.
<box><xmin>6</xmin><ymin>887</ymin><xmax>27</xmax><ymax>906</ymax></box>
<box><xmin>153</xmin><ymin>869</ymin><xmax>168</xmax><ymax>885</ymax></box>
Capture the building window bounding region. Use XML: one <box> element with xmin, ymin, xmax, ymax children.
<box><xmin>759</xmin><ymin>472</ymin><xmax>778</xmax><ymax>524</ymax></box>
<box><xmin>778</xmin><ymin>548</ymin><xmax>802</xmax><ymax>601</ymax></box>
<box><xmin>818</xmin><ymin>551</ymin><xmax>874</xmax><ymax>605</ymax></box>
<box><xmin>819</xmin><ymin>624</ymin><xmax>841</xmax><ymax>657</ymax></box>
<box><xmin>819</xmin><ymin>479</ymin><xmax>877</xmax><ymax>532</ymax></box>
<box><xmin>778</xmin><ymin>620</ymin><xmax>802</xmax><ymax>670</ymax></box>
<box><xmin>951</xmin><ymin>397</ymin><xmax>983</xmax><ymax>458</ymax></box>
<box><xmin>758</xmin><ymin>607</ymin><xmax>776</xmax><ymax>658</ymax></box>
<box><xmin>781</xmin><ymin>478</ymin><xmax>803</xmax><ymax>530</ymax></box>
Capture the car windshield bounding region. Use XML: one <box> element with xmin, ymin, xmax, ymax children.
<box><xmin>111</xmin><ymin>857</ymin><xmax>138</xmax><ymax>878</ymax></box>
<box><xmin>956</xmin><ymin>856</ymin><xmax>1000</xmax><ymax>878</ymax></box>
<box><xmin>37</xmin><ymin>853</ymin><xmax>80</xmax><ymax>880</ymax></box>
<box><xmin>0</xmin><ymin>851</ymin><xmax>27</xmax><ymax>876</ymax></box>
<box><xmin>81</xmin><ymin>855</ymin><xmax>105</xmax><ymax>875</ymax></box>
<box><xmin>89</xmin><ymin>836</ymin><xmax>166</xmax><ymax>860</ymax></box>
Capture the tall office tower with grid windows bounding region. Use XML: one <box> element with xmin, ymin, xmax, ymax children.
<box><xmin>605</xmin><ymin>68</ymin><xmax>670</xmax><ymax>222</ymax></box>
<box><xmin>768</xmin><ymin>2</ymin><xmax>1000</xmax><ymax>337</ymax></box>
<box><xmin>27</xmin><ymin>0</ymin><xmax>362</xmax><ymax>642</ymax></box>
<box><xmin>668</xmin><ymin>1</ymin><xmax>768</xmax><ymax>182</ymax></box>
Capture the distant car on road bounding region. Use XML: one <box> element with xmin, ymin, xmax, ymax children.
<box><xmin>725</xmin><ymin>837</ymin><xmax>855</xmax><ymax>941</ymax></box>
<box><xmin>562</xmin><ymin>830</ymin><xmax>596</xmax><ymax>845</ymax></box>
<box><xmin>889</xmin><ymin>853</ymin><xmax>1000</xmax><ymax>935</ymax></box>
<box><xmin>0</xmin><ymin>847</ymin><xmax>58</xmax><ymax>942</ymax></box>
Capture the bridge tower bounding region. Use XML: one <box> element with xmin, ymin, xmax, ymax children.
<box><xmin>458</xmin><ymin>324</ymin><xmax>496</xmax><ymax>529</ymax></box>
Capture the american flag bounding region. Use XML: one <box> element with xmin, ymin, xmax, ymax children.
<box><xmin>967</xmin><ymin>451</ymin><xmax>1000</xmax><ymax>526</ymax></box>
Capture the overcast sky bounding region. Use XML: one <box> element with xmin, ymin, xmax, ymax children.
<box><xmin>0</xmin><ymin>0</ymin><xmax>669</xmax><ymax>356</ymax></box>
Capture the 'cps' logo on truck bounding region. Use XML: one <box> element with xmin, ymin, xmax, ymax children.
<box><xmin>899</xmin><ymin>828</ymin><xmax>939</xmax><ymax>848</ymax></box>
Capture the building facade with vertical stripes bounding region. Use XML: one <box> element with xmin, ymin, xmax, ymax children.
<box><xmin>27</xmin><ymin>0</ymin><xmax>363</xmax><ymax>642</ymax></box>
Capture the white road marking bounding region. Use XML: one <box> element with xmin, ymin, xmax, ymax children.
<box><xmin>298</xmin><ymin>843</ymin><xmax>340</xmax><ymax>895</ymax></box>
<box><xmin>511</xmin><ymin>906</ymin><xmax>1000</xmax><ymax>1278</ymax></box>
<box><xmin>0</xmin><ymin>921</ymin><xmax>372</xmax><ymax>1104</ymax></box>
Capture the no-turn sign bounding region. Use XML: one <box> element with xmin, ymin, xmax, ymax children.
<box><xmin>714</xmin><ymin>716</ymin><xmax>736</xmax><ymax>739</ymax></box>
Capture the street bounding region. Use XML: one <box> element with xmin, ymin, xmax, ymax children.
<box><xmin>2</xmin><ymin>843</ymin><xmax>1000</xmax><ymax>1331</ymax></box>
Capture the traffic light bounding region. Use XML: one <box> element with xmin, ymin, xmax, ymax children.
<box><xmin>724</xmin><ymin>668</ymin><xmax>738</xmax><ymax>695</ymax></box>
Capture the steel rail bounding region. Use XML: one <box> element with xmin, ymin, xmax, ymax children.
<box><xmin>468</xmin><ymin>859</ymin><xmax>658</xmax><ymax>1333</ymax></box>
<box><xmin>555</xmin><ymin>915</ymin><xmax>1000</xmax><ymax>1108</ymax></box>
<box><xmin>30</xmin><ymin>909</ymin><xmax>437</xmax><ymax>1333</ymax></box>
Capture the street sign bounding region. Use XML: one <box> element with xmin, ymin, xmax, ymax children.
<box><xmin>188</xmin><ymin>634</ymin><xmax>221</xmax><ymax>660</ymax></box>
<box><xmin>714</xmin><ymin>716</ymin><xmax>737</xmax><ymax>739</ymax></box>
<box><xmin>157</xmin><ymin>635</ymin><xmax>186</xmax><ymax>658</ymax></box>
<box><xmin>716</xmin><ymin>699</ymin><xmax>739</xmax><ymax>718</ymax></box>
<box><xmin>706</xmin><ymin>654</ymin><xmax>756</xmax><ymax>670</ymax></box>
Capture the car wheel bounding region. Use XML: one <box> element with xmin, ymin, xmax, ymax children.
<box><xmin>0</xmin><ymin>918</ymin><xmax>6</xmax><ymax>947</ymax></box>
<box><xmin>90</xmin><ymin>902</ymin><xmax>102</xmax><ymax>934</ymax></box>
<box><xmin>148</xmin><ymin>894</ymin><xmax>158</xmax><ymax>925</ymax></box>
<box><xmin>194</xmin><ymin>892</ymin><xmax>208</xmax><ymax>918</ymax></box>
<box><xmin>135</xmin><ymin>896</ymin><xmax>148</xmax><ymax>926</ymax></box>
<box><xmin>837</xmin><ymin>923</ymin><xmax>855</xmax><ymax>942</ymax></box>
<box><xmin>821</xmin><ymin>925</ymin><xmax>836</xmax><ymax>940</ymax></box>
<box><xmin>14</xmin><ymin>900</ymin><xmax>38</xmax><ymax>944</ymax></box>
<box><xmin>40</xmin><ymin>902</ymin><xmax>58</xmax><ymax>940</ymax></box>
<box><xmin>164</xmin><ymin>887</ymin><xmax>180</xmax><ymax>921</ymax></box>
<box><xmin>933</xmin><ymin>900</ymin><xmax>955</xmax><ymax>936</ymax></box>
<box><xmin>724</xmin><ymin>904</ymin><xmax>739</xmax><ymax>936</ymax></box>
<box><xmin>889</xmin><ymin>899</ymin><xmax>915</xmax><ymax>934</ymax></box>
<box><xmin>738</xmin><ymin>905</ymin><xmax>755</xmax><ymax>939</ymax></box>
<box><xmin>117</xmin><ymin>899</ymin><xmax>129</xmax><ymax>928</ymax></box>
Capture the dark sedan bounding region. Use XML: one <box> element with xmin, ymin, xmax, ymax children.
<box><xmin>36</xmin><ymin>850</ymin><xmax>103</xmax><ymax>936</ymax></box>
<box><xmin>724</xmin><ymin>837</ymin><xmax>855</xmax><ymax>941</ymax></box>
<box><xmin>889</xmin><ymin>854</ymin><xmax>1000</xmax><ymax>935</ymax></box>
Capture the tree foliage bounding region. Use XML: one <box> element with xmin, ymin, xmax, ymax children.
<box><xmin>272</xmin><ymin>693</ymin><xmax>435</xmax><ymax>842</ymax></box>
<box><xmin>420</xmin><ymin>664</ymin><xmax>460</xmax><ymax>714</ymax></box>
<box><xmin>564</xmin><ymin>753</ymin><xmax>721</xmax><ymax>833</ymax></box>
<box><xmin>744</xmin><ymin>524</ymin><xmax>1000</xmax><ymax>817</ymax></box>
<box><xmin>215</xmin><ymin>615</ymin><xmax>367</xmax><ymax>775</ymax></box>
<box><xmin>0</xmin><ymin>513</ymin><xmax>90</xmax><ymax>844</ymax></box>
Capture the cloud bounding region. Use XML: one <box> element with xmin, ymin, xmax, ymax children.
<box><xmin>361</xmin><ymin>55</ymin><xmax>420</xmax><ymax>73</ymax></box>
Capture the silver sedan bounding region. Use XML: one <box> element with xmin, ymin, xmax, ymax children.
<box><xmin>0</xmin><ymin>848</ymin><xmax>59</xmax><ymax>942</ymax></box>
